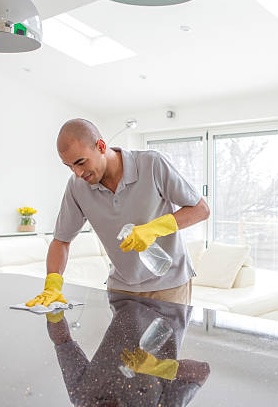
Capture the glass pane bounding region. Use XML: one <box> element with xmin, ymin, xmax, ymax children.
<box><xmin>214</xmin><ymin>132</ymin><xmax>278</xmax><ymax>270</ymax></box>
<box><xmin>147</xmin><ymin>138</ymin><xmax>204</xmax><ymax>241</ymax></box>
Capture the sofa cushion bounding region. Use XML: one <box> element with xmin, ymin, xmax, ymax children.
<box><xmin>228</xmin><ymin>290</ymin><xmax>278</xmax><ymax>316</ymax></box>
<box><xmin>259</xmin><ymin>310</ymin><xmax>278</xmax><ymax>320</ymax></box>
<box><xmin>232</xmin><ymin>265</ymin><xmax>255</xmax><ymax>288</ymax></box>
<box><xmin>64</xmin><ymin>257</ymin><xmax>109</xmax><ymax>290</ymax></box>
<box><xmin>186</xmin><ymin>240</ymin><xmax>206</xmax><ymax>269</ymax></box>
<box><xmin>0</xmin><ymin>236</ymin><xmax>48</xmax><ymax>266</ymax></box>
<box><xmin>44</xmin><ymin>231</ymin><xmax>105</xmax><ymax>258</ymax></box>
<box><xmin>191</xmin><ymin>285</ymin><xmax>278</xmax><ymax>316</ymax></box>
<box><xmin>69</xmin><ymin>232</ymin><xmax>103</xmax><ymax>258</ymax></box>
<box><xmin>193</xmin><ymin>242</ymin><xmax>251</xmax><ymax>289</ymax></box>
<box><xmin>0</xmin><ymin>262</ymin><xmax>46</xmax><ymax>278</ymax></box>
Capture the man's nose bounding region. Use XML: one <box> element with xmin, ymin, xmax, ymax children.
<box><xmin>73</xmin><ymin>166</ymin><xmax>84</xmax><ymax>177</ymax></box>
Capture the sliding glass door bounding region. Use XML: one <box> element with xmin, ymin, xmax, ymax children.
<box><xmin>213</xmin><ymin>130</ymin><xmax>278</xmax><ymax>270</ymax></box>
<box><xmin>147</xmin><ymin>136</ymin><xmax>206</xmax><ymax>241</ymax></box>
<box><xmin>146</xmin><ymin>124</ymin><xmax>278</xmax><ymax>272</ymax></box>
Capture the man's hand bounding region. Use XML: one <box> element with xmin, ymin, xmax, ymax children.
<box><xmin>46</xmin><ymin>312</ymin><xmax>73</xmax><ymax>345</ymax></box>
<box><xmin>25</xmin><ymin>273</ymin><xmax>67</xmax><ymax>307</ymax></box>
<box><xmin>121</xmin><ymin>347</ymin><xmax>179</xmax><ymax>380</ymax></box>
<box><xmin>120</xmin><ymin>214</ymin><xmax>178</xmax><ymax>252</ymax></box>
<box><xmin>46</xmin><ymin>310</ymin><xmax>65</xmax><ymax>324</ymax></box>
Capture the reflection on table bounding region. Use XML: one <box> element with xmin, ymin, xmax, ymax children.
<box><xmin>47</xmin><ymin>291</ymin><xmax>210</xmax><ymax>406</ymax></box>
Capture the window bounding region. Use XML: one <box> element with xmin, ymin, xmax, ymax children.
<box><xmin>146</xmin><ymin>124</ymin><xmax>278</xmax><ymax>272</ymax></box>
<box><xmin>213</xmin><ymin>130</ymin><xmax>278</xmax><ymax>270</ymax></box>
<box><xmin>147</xmin><ymin>136</ymin><xmax>206</xmax><ymax>241</ymax></box>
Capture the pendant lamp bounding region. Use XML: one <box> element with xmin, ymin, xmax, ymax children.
<box><xmin>0</xmin><ymin>0</ymin><xmax>42</xmax><ymax>53</ymax></box>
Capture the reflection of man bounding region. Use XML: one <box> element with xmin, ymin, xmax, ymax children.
<box><xmin>26</xmin><ymin>118</ymin><xmax>209</xmax><ymax>308</ymax></box>
<box><xmin>47</xmin><ymin>292</ymin><xmax>210</xmax><ymax>406</ymax></box>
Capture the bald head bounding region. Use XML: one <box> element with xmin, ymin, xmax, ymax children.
<box><xmin>57</xmin><ymin>118</ymin><xmax>102</xmax><ymax>154</ymax></box>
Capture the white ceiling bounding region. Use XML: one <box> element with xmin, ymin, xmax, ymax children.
<box><xmin>1</xmin><ymin>0</ymin><xmax>278</xmax><ymax>116</ymax></box>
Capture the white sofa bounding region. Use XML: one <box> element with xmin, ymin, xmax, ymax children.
<box><xmin>187</xmin><ymin>240</ymin><xmax>278</xmax><ymax>319</ymax></box>
<box><xmin>1</xmin><ymin>232</ymin><xmax>278</xmax><ymax>320</ymax></box>
<box><xmin>0</xmin><ymin>231</ymin><xmax>110</xmax><ymax>290</ymax></box>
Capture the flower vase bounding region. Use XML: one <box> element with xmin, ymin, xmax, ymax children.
<box><xmin>18</xmin><ymin>215</ymin><xmax>36</xmax><ymax>232</ymax></box>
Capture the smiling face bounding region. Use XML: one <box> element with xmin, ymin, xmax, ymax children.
<box><xmin>57</xmin><ymin>119</ymin><xmax>107</xmax><ymax>185</ymax></box>
<box><xmin>59</xmin><ymin>138</ymin><xmax>108</xmax><ymax>184</ymax></box>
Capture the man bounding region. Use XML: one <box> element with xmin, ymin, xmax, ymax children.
<box><xmin>26</xmin><ymin>118</ymin><xmax>209</xmax><ymax>306</ymax></box>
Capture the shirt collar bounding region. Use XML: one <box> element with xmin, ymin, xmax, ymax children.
<box><xmin>89</xmin><ymin>147</ymin><xmax>138</xmax><ymax>190</ymax></box>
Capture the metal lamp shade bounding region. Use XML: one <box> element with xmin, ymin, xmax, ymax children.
<box><xmin>0</xmin><ymin>0</ymin><xmax>42</xmax><ymax>52</ymax></box>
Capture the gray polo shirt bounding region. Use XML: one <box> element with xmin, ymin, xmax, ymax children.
<box><xmin>54</xmin><ymin>148</ymin><xmax>201</xmax><ymax>292</ymax></box>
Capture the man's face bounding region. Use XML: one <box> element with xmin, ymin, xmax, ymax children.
<box><xmin>59</xmin><ymin>138</ymin><xmax>106</xmax><ymax>185</ymax></box>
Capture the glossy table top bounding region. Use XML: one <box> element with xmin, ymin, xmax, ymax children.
<box><xmin>1</xmin><ymin>274</ymin><xmax>278</xmax><ymax>407</ymax></box>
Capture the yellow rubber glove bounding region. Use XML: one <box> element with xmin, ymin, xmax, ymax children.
<box><xmin>46</xmin><ymin>310</ymin><xmax>65</xmax><ymax>324</ymax></box>
<box><xmin>120</xmin><ymin>214</ymin><xmax>178</xmax><ymax>252</ymax></box>
<box><xmin>121</xmin><ymin>347</ymin><xmax>179</xmax><ymax>380</ymax></box>
<box><xmin>25</xmin><ymin>273</ymin><xmax>67</xmax><ymax>307</ymax></box>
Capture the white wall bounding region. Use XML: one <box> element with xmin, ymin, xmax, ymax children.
<box><xmin>1</xmin><ymin>71</ymin><xmax>278</xmax><ymax>234</ymax></box>
<box><xmin>0</xmin><ymin>71</ymin><xmax>99</xmax><ymax>234</ymax></box>
<box><xmin>105</xmin><ymin>89</ymin><xmax>278</xmax><ymax>150</ymax></box>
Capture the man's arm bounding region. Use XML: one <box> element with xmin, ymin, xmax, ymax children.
<box><xmin>46</xmin><ymin>238</ymin><xmax>70</xmax><ymax>275</ymax></box>
<box><xmin>47</xmin><ymin>315</ymin><xmax>90</xmax><ymax>404</ymax></box>
<box><xmin>25</xmin><ymin>239</ymin><xmax>71</xmax><ymax>306</ymax></box>
<box><xmin>173</xmin><ymin>198</ymin><xmax>210</xmax><ymax>230</ymax></box>
<box><xmin>47</xmin><ymin>313</ymin><xmax>72</xmax><ymax>345</ymax></box>
<box><xmin>120</xmin><ymin>198</ymin><xmax>210</xmax><ymax>253</ymax></box>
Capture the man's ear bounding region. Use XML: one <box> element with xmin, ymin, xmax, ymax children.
<box><xmin>97</xmin><ymin>139</ymin><xmax>106</xmax><ymax>152</ymax></box>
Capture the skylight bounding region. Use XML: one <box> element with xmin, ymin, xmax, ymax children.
<box><xmin>42</xmin><ymin>13</ymin><xmax>136</xmax><ymax>67</ymax></box>
<box><xmin>257</xmin><ymin>0</ymin><xmax>278</xmax><ymax>18</ymax></box>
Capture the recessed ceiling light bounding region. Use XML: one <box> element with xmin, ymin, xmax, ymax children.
<box><xmin>42</xmin><ymin>13</ymin><xmax>136</xmax><ymax>67</ymax></box>
<box><xmin>180</xmin><ymin>25</ymin><xmax>191</xmax><ymax>32</ymax></box>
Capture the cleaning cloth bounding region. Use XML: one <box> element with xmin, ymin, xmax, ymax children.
<box><xmin>9</xmin><ymin>300</ymin><xmax>84</xmax><ymax>314</ymax></box>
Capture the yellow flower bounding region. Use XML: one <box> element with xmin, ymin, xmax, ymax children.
<box><xmin>17</xmin><ymin>206</ymin><xmax>38</xmax><ymax>216</ymax></box>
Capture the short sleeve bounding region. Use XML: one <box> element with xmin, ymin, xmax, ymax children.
<box><xmin>152</xmin><ymin>151</ymin><xmax>201</xmax><ymax>207</ymax></box>
<box><xmin>54</xmin><ymin>176</ymin><xmax>87</xmax><ymax>242</ymax></box>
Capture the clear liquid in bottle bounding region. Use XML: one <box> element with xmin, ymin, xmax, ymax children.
<box><xmin>139</xmin><ymin>317</ymin><xmax>173</xmax><ymax>354</ymax></box>
<box><xmin>117</xmin><ymin>224</ymin><xmax>172</xmax><ymax>276</ymax></box>
<box><xmin>139</xmin><ymin>242</ymin><xmax>172</xmax><ymax>276</ymax></box>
